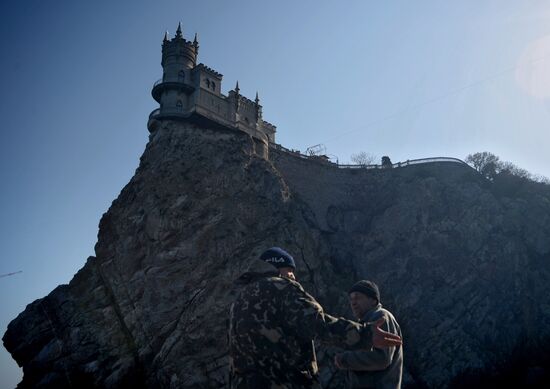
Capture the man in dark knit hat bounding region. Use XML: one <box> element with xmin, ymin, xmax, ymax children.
<box><xmin>334</xmin><ymin>280</ymin><xmax>403</xmax><ymax>389</ymax></box>
<box><xmin>229</xmin><ymin>249</ymin><xmax>402</xmax><ymax>389</ymax></box>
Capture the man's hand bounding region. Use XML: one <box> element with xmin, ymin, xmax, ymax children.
<box><xmin>334</xmin><ymin>353</ymin><xmax>345</xmax><ymax>370</ymax></box>
<box><xmin>371</xmin><ymin>317</ymin><xmax>402</xmax><ymax>348</ymax></box>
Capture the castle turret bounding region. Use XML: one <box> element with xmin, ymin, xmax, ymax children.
<box><xmin>147</xmin><ymin>25</ymin><xmax>276</xmax><ymax>147</ymax></box>
<box><xmin>151</xmin><ymin>23</ymin><xmax>197</xmax><ymax>108</ymax></box>
<box><xmin>163</xmin><ymin>22</ymin><xmax>197</xmax><ymax>71</ymax></box>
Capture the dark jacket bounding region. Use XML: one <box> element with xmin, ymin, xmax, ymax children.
<box><xmin>339</xmin><ymin>304</ymin><xmax>403</xmax><ymax>389</ymax></box>
<box><xmin>229</xmin><ymin>272</ymin><xmax>373</xmax><ymax>389</ymax></box>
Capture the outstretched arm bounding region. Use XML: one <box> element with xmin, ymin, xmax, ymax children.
<box><xmin>335</xmin><ymin>317</ymin><xmax>400</xmax><ymax>370</ymax></box>
<box><xmin>283</xmin><ymin>282</ymin><xmax>401</xmax><ymax>349</ymax></box>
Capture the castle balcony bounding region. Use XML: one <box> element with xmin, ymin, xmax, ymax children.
<box><xmin>147</xmin><ymin>108</ymin><xmax>161</xmax><ymax>132</ymax></box>
<box><xmin>149</xmin><ymin>108</ymin><xmax>161</xmax><ymax>120</ymax></box>
<box><xmin>147</xmin><ymin>106</ymin><xmax>190</xmax><ymax>132</ymax></box>
<box><xmin>147</xmin><ymin>106</ymin><xmax>200</xmax><ymax>132</ymax></box>
<box><xmin>151</xmin><ymin>78</ymin><xmax>195</xmax><ymax>103</ymax></box>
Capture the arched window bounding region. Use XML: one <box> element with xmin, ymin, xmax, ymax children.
<box><xmin>178</xmin><ymin>70</ymin><xmax>185</xmax><ymax>82</ymax></box>
<box><xmin>206</xmin><ymin>79</ymin><xmax>210</xmax><ymax>88</ymax></box>
<box><xmin>211</xmin><ymin>81</ymin><xmax>216</xmax><ymax>91</ymax></box>
<box><xmin>176</xmin><ymin>100</ymin><xmax>183</xmax><ymax>111</ymax></box>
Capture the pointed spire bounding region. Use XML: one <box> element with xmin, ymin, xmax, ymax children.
<box><xmin>193</xmin><ymin>32</ymin><xmax>199</xmax><ymax>60</ymax></box>
<box><xmin>255</xmin><ymin>92</ymin><xmax>261</xmax><ymax>121</ymax></box>
<box><xmin>163</xmin><ymin>31</ymin><xmax>169</xmax><ymax>42</ymax></box>
<box><xmin>235</xmin><ymin>81</ymin><xmax>240</xmax><ymax>94</ymax></box>
<box><xmin>175</xmin><ymin>22</ymin><xmax>182</xmax><ymax>38</ymax></box>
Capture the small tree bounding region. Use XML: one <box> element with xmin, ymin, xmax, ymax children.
<box><xmin>465</xmin><ymin>151</ymin><xmax>549</xmax><ymax>183</ymax></box>
<box><xmin>532</xmin><ymin>174</ymin><xmax>550</xmax><ymax>184</ymax></box>
<box><xmin>381</xmin><ymin>156</ymin><xmax>393</xmax><ymax>168</ymax></box>
<box><xmin>498</xmin><ymin>161</ymin><xmax>530</xmax><ymax>179</ymax></box>
<box><xmin>465</xmin><ymin>152</ymin><xmax>500</xmax><ymax>179</ymax></box>
<box><xmin>350</xmin><ymin>151</ymin><xmax>377</xmax><ymax>166</ymax></box>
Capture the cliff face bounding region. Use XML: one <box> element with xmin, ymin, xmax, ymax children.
<box><xmin>4</xmin><ymin>121</ymin><xmax>550</xmax><ymax>388</ymax></box>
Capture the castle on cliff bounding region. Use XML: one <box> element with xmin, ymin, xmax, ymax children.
<box><xmin>147</xmin><ymin>23</ymin><xmax>470</xmax><ymax>169</ymax></box>
<box><xmin>147</xmin><ymin>23</ymin><xmax>276</xmax><ymax>150</ymax></box>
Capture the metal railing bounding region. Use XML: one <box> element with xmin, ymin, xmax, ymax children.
<box><xmin>153</xmin><ymin>78</ymin><xmax>187</xmax><ymax>88</ymax></box>
<box><xmin>148</xmin><ymin>107</ymin><xmax>188</xmax><ymax>120</ymax></box>
<box><xmin>338</xmin><ymin>157</ymin><xmax>469</xmax><ymax>169</ymax></box>
<box><xmin>149</xmin><ymin>108</ymin><xmax>161</xmax><ymax>120</ymax></box>
<box><xmin>270</xmin><ymin>143</ymin><xmax>470</xmax><ymax>170</ymax></box>
<box><xmin>270</xmin><ymin>143</ymin><xmax>314</xmax><ymax>162</ymax></box>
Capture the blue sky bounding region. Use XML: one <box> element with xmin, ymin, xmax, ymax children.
<box><xmin>2</xmin><ymin>1</ymin><xmax>550</xmax><ymax>386</ymax></box>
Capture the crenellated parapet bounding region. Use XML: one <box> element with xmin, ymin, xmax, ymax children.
<box><xmin>194</xmin><ymin>63</ymin><xmax>222</xmax><ymax>78</ymax></box>
<box><xmin>148</xmin><ymin>24</ymin><xmax>277</xmax><ymax>150</ymax></box>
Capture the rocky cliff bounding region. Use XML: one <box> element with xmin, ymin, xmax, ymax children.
<box><xmin>4</xmin><ymin>121</ymin><xmax>550</xmax><ymax>388</ymax></box>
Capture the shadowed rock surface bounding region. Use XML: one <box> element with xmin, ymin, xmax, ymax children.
<box><xmin>4</xmin><ymin>121</ymin><xmax>550</xmax><ymax>388</ymax></box>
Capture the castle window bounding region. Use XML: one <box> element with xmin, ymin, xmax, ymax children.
<box><xmin>176</xmin><ymin>100</ymin><xmax>183</xmax><ymax>111</ymax></box>
<box><xmin>206</xmin><ymin>79</ymin><xmax>210</xmax><ymax>88</ymax></box>
<box><xmin>211</xmin><ymin>81</ymin><xmax>216</xmax><ymax>91</ymax></box>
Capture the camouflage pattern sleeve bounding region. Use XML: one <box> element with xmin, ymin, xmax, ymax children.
<box><xmin>229</xmin><ymin>276</ymin><xmax>327</xmax><ymax>387</ymax></box>
<box><xmin>281</xmin><ymin>279</ymin><xmax>373</xmax><ymax>349</ymax></box>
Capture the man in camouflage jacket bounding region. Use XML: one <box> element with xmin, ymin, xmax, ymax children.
<box><xmin>229</xmin><ymin>247</ymin><xmax>402</xmax><ymax>389</ymax></box>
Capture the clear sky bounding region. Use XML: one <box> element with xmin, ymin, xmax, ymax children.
<box><xmin>1</xmin><ymin>1</ymin><xmax>550</xmax><ymax>387</ymax></box>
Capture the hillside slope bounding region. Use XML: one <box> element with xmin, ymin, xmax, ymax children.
<box><xmin>4</xmin><ymin>121</ymin><xmax>550</xmax><ymax>388</ymax></box>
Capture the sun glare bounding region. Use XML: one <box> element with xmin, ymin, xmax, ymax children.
<box><xmin>516</xmin><ymin>35</ymin><xmax>550</xmax><ymax>99</ymax></box>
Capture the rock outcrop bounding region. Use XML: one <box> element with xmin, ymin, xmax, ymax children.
<box><xmin>4</xmin><ymin>121</ymin><xmax>550</xmax><ymax>388</ymax></box>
